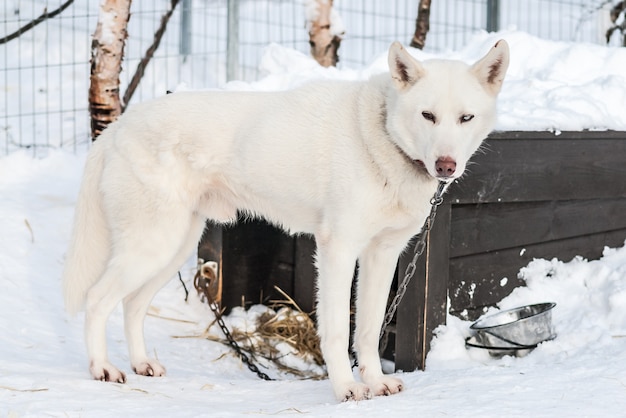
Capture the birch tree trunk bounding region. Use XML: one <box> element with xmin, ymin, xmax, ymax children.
<box><xmin>410</xmin><ymin>0</ymin><xmax>431</xmax><ymax>50</ymax></box>
<box><xmin>307</xmin><ymin>0</ymin><xmax>343</xmax><ymax>67</ymax></box>
<box><xmin>606</xmin><ymin>2</ymin><xmax>626</xmax><ymax>46</ymax></box>
<box><xmin>89</xmin><ymin>0</ymin><xmax>132</xmax><ymax>140</ymax></box>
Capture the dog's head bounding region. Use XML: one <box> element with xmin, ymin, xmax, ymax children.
<box><xmin>385</xmin><ymin>40</ymin><xmax>509</xmax><ymax>181</ymax></box>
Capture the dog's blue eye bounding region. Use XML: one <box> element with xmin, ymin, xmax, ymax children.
<box><xmin>460</xmin><ymin>114</ymin><xmax>474</xmax><ymax>123</ymax></box>
<box><xmin>422</xmin><ymin>111</ymin><xmax>436</xmax><ymax>123</ymax></box>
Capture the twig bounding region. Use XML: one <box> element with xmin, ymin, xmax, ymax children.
<box><xmin>573</xmin><ymin>0</ymin><xmax>615</xmax><ymax>42</ymax></box>
<box><xmin>270</xmin><ymin>285</ymin><xmax>305</xmax><ymax>313</ymax></box>
<box><xmin>24</xmin><ymin>219</ymin><xmax>34</xmax><ymax>243</ymax></box>
<box><xmin>145</xmin><ymin>312</ymin><xmax>196</xmax><ymax>324</ymax></box>
<box><xmin>0</xmin><ymin>385</ymin><xmax>48</xmax><ymax>392</ymax></box>
<box><xmin>122</xmin><ymin>0</ymin><xmax>180</xmax><ymax>110</ymax></box>
<box><xmin>269</xmin><ymin>408</ymin><xmax>307</xmax><ymax>415</ymax></box>
<box><xmin>178</xmin><ymin>271</ymin><xmax>189</xmax><ymax>302</ymax></box>
<box><xmin>0</xmin><ymin>0</ymin><xmax>75</xmax><ymax>45</ymax></box>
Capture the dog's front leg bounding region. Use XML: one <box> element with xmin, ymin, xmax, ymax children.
<box><xmin>315</xmin><ymin>238</ymin><xmax>369</xmax><ymax>401</ymax></box>
<box><xmin>353</xmin><ymin>240</ymin><xmax>406</xmax><ymax>396</ymax></box>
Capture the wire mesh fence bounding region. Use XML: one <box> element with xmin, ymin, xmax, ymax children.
<box><xmin>1</xmin><ymin>0</ymin><xmax>619</xmax><ymax>156</ymax></box>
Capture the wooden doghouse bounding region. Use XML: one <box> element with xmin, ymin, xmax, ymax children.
<box><xmin>198</xmin><ymin>130</ymin><xmax>626</xmax><ymax>371</ymax></box>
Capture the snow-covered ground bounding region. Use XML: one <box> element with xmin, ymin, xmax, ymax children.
<box><xmin>1</xmin><ymin>31</ymin><xmax>626</xmax><ymax>416</ymax></box>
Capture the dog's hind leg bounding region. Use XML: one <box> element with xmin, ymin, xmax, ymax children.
<box><xmin>84</xmin><ymin>206</ymin><xmax>201</xmax><ymax>383</ymax></box>
<box><xmin>353</xmin><ymin>239</ymin><xmax>407</xmax><ymax>396</ymax></box>
<box><xmin>122</xmin><ymin>214</ymin><xmax>206</xmax><ymax>377</ymax></box>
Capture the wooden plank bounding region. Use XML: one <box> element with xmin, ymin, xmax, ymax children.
<box><xmin>394</xmin><ymin>246</ymin><xmax>425</xmax><ymax>371</ymax></box>
<box><xmin>422</xmin><ymin>203</ymin><xmax>451</xmax><ymax>361</ymax></box>
<box><xmin>198</xmin><ymin>219</ymin><xmax>321</xmax><ymax>314</ymax></box>
<box><xmin>450</xmin><ymin>197</ymin><xmax>626</xmax><ymax>257</ymax></box>
<box><xmin>489</xmin><ymin>130</ymin><xmax>626</xmax><ymax>140</ymax></box>
<box><xmin>395</xmin><ymin>203</ymin><xmax>451</xmax><ymax>372</ymax></box>
<box><xmin>218</xmin><ymin>219</ymin><xmax>295</xmax><ymax>312</ymax></box>
<box><xmin>294</xmin><ymin>235</ymin><xmax>317</xmax><ymax>313</ymax></box>
<box><xmin>448</xmin><ymin>228</ymin><xmax>626</xmax><ymax>320</ymax></box>
<box><xmin>198</xmin><ymin>222</ymin><xmax>223</xmax><ymax>267</ymax></box>
<box><xmin>449</xmin><ymin>135</ymin><xmax>626</xmax><ymax>204</ymax></box>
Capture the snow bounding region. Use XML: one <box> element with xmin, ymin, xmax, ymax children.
<box><xmin>2</xmin><ymin>30</ymin><xmax>626</xmax><ymax>416</ymax></box>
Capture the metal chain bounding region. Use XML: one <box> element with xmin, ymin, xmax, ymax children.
<box><xmin>379</xmin><ymin>180</ymin><xmax>449</xmax><ymax>340</ymax></box>
<box><xmin>195</xmin><ymin>274</ymin><xmax>274</xmax><ymax>381</ymax></box>
<box><xmin>207</xmin><ymin>301</ymin><xmax>274</xmax><ymax>381</ymax></box>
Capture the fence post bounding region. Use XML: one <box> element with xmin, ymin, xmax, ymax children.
<box><xmin>394</xmin><ymin>202</ymin><xmax>451</xmax><ymax>372</ymax></box>
<box><xmin>486</xmin><ymin>0</ymin><xmax>499</xmax><ymax>33</ymax></box>
<box><xmin>180</xmin><ymin>0</ymin><xmax>192</xmax><ymax>60</ymax></box>
<box><xmin>227</xmin><ymin>0</ymin><xmax>239</xmax><ymax>81</ymax></box>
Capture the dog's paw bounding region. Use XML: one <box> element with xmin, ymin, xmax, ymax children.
<box><xmin>90</xmin><ymin>360</ymin><xmax>127</xmax><ymax>383</ymax></box>
<box><xmin>367</xmin><ymin>376</ymin><xmax>404</xmax><ymax>397</ymax></box>
<box><xmin>336</xmin><ymin>382</ymin><xmax>373</xmax><ymax>402</ymax></box>
<box><xmin>132</xmin><ymin>359</ymin><xmax>166</xmax><ymax>377</ymax></box>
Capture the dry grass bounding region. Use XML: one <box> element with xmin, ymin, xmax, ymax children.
<box><xmin>197</xmin><ymin>285</ymin><xmax>326</xmax><ymax>380</ymax></box>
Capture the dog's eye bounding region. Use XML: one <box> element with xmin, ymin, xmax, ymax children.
<box><xmin>422</xmin><ymin>111</ymin><xmax>436</xmax><ymax>123</ymax></box>
<box><xmin>460</xmin><ymin>114</ymin><xmax>474</xmax><ymax>123</ymax></box>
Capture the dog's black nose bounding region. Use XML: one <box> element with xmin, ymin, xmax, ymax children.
<box><xmin>435</xmin><ymin>157</ymin><xmax>456</xmax><ymax>177</ymax></box>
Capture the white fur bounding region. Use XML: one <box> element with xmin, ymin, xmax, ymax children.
<box><xmin>63</xmin><ymin>40</ymin><xmax>509</xmax><ymax>401</ymax></box>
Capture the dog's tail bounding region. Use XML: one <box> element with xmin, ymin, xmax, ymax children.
<box><xmin>62</xmin><ymin>139</ymin><xmax>110</xmax><ymax>315</ymax></box>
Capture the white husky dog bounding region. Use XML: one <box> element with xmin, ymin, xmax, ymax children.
<box><xmin>63</xmin><ymin>40</ymin><xmax>508</xmax><ymax>401</ymax></box>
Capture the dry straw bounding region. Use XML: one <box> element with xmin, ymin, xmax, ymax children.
<box><xmin>199</xmin><ymin>286</ymin><xmax>326</xmax><ymax>380</ymax></box>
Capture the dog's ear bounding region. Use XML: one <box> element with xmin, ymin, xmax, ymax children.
<box><xmin>471</xmin><ymin>39</ymin><xmax>510</xmax><ymax>96</ymax></box>
<box><xmin>388</xmin><ymin>42</ymin><xmax>425</xmax><ymax>90</ymax></box>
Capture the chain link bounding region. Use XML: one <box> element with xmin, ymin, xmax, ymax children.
<box><xmin>379</xmin><ymin>180</ymin><xmax>449</xmax><ymax>341</ymax></box>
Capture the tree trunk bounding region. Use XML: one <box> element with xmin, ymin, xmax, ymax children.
<box><xmin>606</xmin><ymin>1</ymin><xmax>626</xmax><ymax>46</ymax></box>
<box><xmin>307</xmin><ymin>0</ymin><xmax>343</xmax><ymax>67</ymax></box>
<box><xmin>410</xmin><ymin>0</ymin><xmax>431</xmax><ymax>50</ymax></box>
<box><xmin>89</xmin><ymin>0</ymin><xmax>132</xmax><ymax>141</ymax></box>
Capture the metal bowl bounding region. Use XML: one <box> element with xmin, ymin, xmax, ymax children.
<box><xmin>466</xmin><ymin>302</ymin><xmax>556</xmax><ymax>357</ymax></box>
